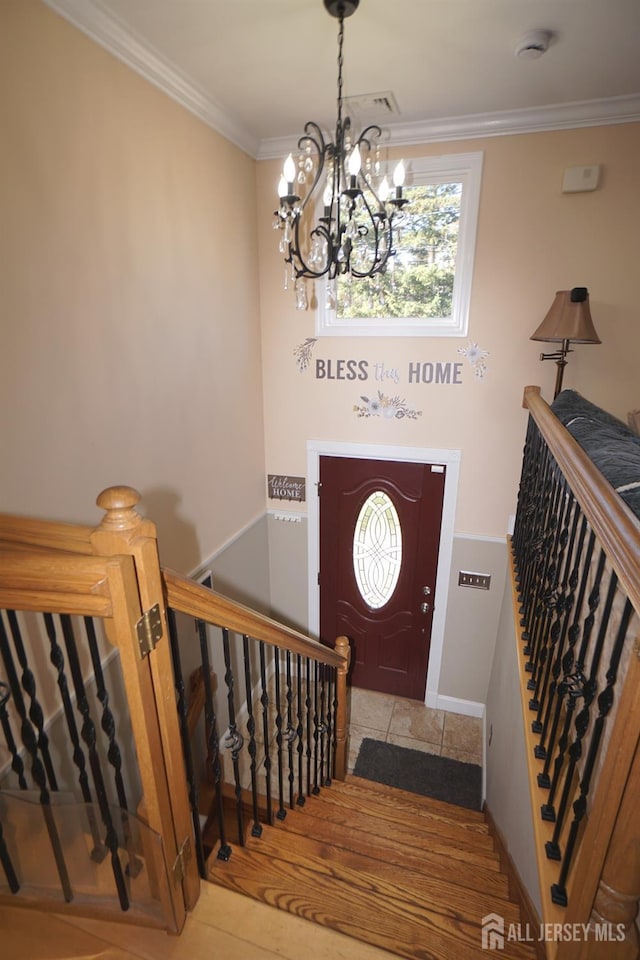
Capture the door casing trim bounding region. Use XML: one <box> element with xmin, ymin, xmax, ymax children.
<box><xmin>307</xmin><ymin>440</ymin><xmax>460</xmax><ymax>708</ymax></box>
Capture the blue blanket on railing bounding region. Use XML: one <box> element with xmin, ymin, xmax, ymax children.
<box><xmin>551</xmin><ymin>390</ymin><xmax>640</xmax><ymax>519</ymax></box>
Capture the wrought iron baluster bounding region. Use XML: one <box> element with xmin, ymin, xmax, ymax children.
<box><xmin>258</xmin><ymin>641</ymin><xmax>273</xmax><ymax>826</ymax></box>
<box><xmin>166</xmin><ymin>608</ymin><xmax>206</xmax><ymax>878</ymax></box>
<box><xmin>0</xmin><ymin>680</ymin><xmax>22</xmax><ymax>890</ymax></box>
<box><xmin>0</xmin><ymin>612</ymin><xmax>72</xmax><ymax>901</ymax></box>
<box><xmin>197</xmin><ymin>618</ymin><xmax>231</xmax><ymax>860</ymax></box>
<box><xmin>284</xmin><ymin>650</ymin><xmax>295</xmax><ymax>808</ymax></box>
<box><xmin>541</xmin><ymin>536</ymin><xmax>601</xmax><ymax>815</ymax></box>
<box><xmin>512</xmin><ymin>417</ymin><xmax>538</xmax><ymax>561</ymax></box>
<box><xmin>6</xmin><ymin>610</ymin><xmax>57</xmax><ymax>790</ymax></box>
<box><xmin>517</xmin><ymin>444</ymin><xmax>553</xmax><ymax>642</ymax></box>
<box><xmin>318</xmin><ymin>665</ymin><xmax>327</xmax><ymax>787</ymax></box>
<box><xmin>305</xmin><ymin>657</ymin><xmax>312</xmax><ymax>797</ymax></box>
<box><xmin>525</xmin><ymin>464</ymin><xmax>565</xmax><ymax>678</ymax></box>
<box><xmin>518</xmin><ymin>433</ymin><xmax>553</xmax><ymax>620</ymax></box>
<box><xmin>222</xmin><ymin>627</ymin><xmax>245</xmax><ymax>844</ymax></box>
<box><xmin>512</xmin><ymin>420</ymin><xmax>534</xmax><ymax>556</ymax></box>
<box><xmin>551</xmin><ymin>592</ymin><xmax>633</xmax><ymax>907</ymax></box>
<box><xmin>0</xmin><ymin>680</ymin><xmax>28</xmax><ymax>789</ymax></box>
<box><xmin>325</xmin><ymin>667</ymin><xmax>335</xmax><ymax>787</ymax></box>
<box><xmin>242</xmin><ymin>633</ymin><xmax>262</xmax><ymax>837</ymax></box>
<box><xmin>545</xmin><ymin>551</ymin><xmax>610</xmax><ymax>861</ymax></box>
<box><xmin>295</xmin><ymin>654</ymin><xmax>305</xmax><ymax>806</ymax></box>
<box><xmin>59</xmin><ymin>615</ymin><xmax>129</xmax><ymax>910</ymax></box>
<box><xmin>529</xmin><ymin>480</ymin><xmax>576</xmax><ymax>721</ymax></box>
<box><xmin>534</xmin><ymin>509</ymin><xmax>585</xmax><ymax>762</ymax></box>
<box><xmin>312</xmin><ymin>659</ymin><xmax>320</xmax><ymax>794</ymax></box>
<box><xmin>43</xmin><ymin>614</ymin><xmax>105</xmax><ymax>861</ymax></box>
<box><xmin>273</xmin><ymin>647</ymin><xmax>286</xmax><ymax>819</ymax></box>
<box><xmin>0</xmin><ymin>810</ymin><xmax>20</xmax><ymax>893</ymax></box>
<box><xmin>84</xmin><ymin>617</ymin><xmax>141</xmax><ymax>877</ymax></box>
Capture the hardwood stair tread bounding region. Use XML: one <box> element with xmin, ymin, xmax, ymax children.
<box><xmin>262</xmin><ymin>803</ymin><xmax>510</xmax><ymax>896</ymax></box>
<box><xmin>294</xmin><ymin>790</ymin><xmax>501</xmax><ymax>867</ymax></box>
<box><xmin>344</xmin><ymin>774</ymin><xmax>488</xmax><ymax>825</ymax></box>
<box><xmin>211</xmin><ymin>787</ymin><xmax>502</xmax><ymax>872</ymax></box>
<box><xmin>315</xmin><ymin>781</ymin><xmax>494</xmax><ymax>850</ymax></box>
<box><xmin>208</xmin><ymin>839</ymin><xmax>536</xmax><ymax>960</ymax></box>
<box><xmin>244</xmin><ymin>818</ymin><xmax>516</xmax><ymax>911</ymax></box>
<box><xmin>203</xmin><ymin>777</ymin><xmax>537</xmax><ymax>960</ymax></box>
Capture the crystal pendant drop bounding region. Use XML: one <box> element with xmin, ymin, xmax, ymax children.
<box><xmin>294</xmin><ymin>277</ymin><xmax>308</xmax><ymax>311</ymax></box>
<box><xmin>325</xmin><ymin>281</ymin><xmax>336</xmax><ymax>311</ymax></box>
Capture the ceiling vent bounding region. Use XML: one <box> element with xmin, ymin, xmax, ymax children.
<box><xmin>343</xmin><ymin>92</ymin><xmax>400</xmax><ymax>120</ymax></box>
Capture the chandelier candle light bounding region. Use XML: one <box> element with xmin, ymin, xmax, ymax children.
<box><xmin>274</xmin><ymin>0</ymin><xmax>408</xmax><ymax>310</ymax></box>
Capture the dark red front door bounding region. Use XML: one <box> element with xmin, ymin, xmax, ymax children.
<box><xmin>319</xmin><ymin>456</ymin><xmax>445</xmax><ymax>701</ymax></box>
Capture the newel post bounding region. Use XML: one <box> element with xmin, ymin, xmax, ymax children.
<box><xmin>91</xmin><ymin>486</ymin><xmax>199</xmax><ymax>919</ymax></box>
<box><xmin>333</xmin><ymin>635</ymin><xmax>351</xmax><ymax>781</ymax></box>
<box><xmin>588</xmin><ymin>736</ymin><xmax>640</xmax><ymax>959</ymax></box>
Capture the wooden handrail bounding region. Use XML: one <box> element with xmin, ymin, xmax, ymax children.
<box><xmin>162</xmin><ymin>567</ymin><xmax>346</xmax><ymax>669</ymax></box>
<box><xmin>0</xmin><ymin>513</ymin><xmax>94</xmax><ymax>555</ymax></box>
<box><xmin>517</xmin><ymin>388</ymin><xmax>640</xmax><ymax>955</ymax></box>
<box><xmin>523</xmin><ymin>386</ymin><xmax>640</xmax><ymax>614</ymax></box>
<box><xmin>0</xmin><ymin>547</ymin><xmax>117</xmax><ymax>617</ymax></box>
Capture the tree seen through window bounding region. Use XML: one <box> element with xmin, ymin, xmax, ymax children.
<box><xmin>337</xmin><ymin>181</ymin><xmax>462</xmax><ymax>320</ymax></box>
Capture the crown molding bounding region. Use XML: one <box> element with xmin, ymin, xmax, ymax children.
<box><xmin>258</xmin><ymin>93</ymin><xmax>640</xmax><ymax>159</ymax></box>
<box><xmin>42</xmin><ymin>1</ymin><xmax>640</xmax><ymax>163</ymax></box>
<box><xmin>42</xmin><ymin>0</ymin><xmax>259</xmax><ymax>158</ymax></box>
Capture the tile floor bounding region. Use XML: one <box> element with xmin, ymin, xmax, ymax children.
<box><xmin>347</xmin><ymin>686</ymin><xmax>483</xmax><ymax>774</ymax></box>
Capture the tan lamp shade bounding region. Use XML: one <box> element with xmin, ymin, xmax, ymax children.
<box><xmin>530</xmin><ymin>287</ymin><xmax>601</xmax><ymax>344</ymax></box>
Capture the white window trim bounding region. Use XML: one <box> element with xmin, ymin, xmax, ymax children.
<box><xmin>315</xmin><ymin>151</ymin><xmax>483</xmax><ymax>338</ymax></box>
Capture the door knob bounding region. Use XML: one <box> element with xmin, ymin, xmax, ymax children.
<box><xmin>421</xmin><ymin>601</ymin><xmax>430</xmax><ymax>614</ymax></box>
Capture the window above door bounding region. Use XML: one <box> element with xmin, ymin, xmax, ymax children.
<box><xmin>315</xmin><ymin>151</ymin><xmax>483</xmax><ymax>338</ymax></box>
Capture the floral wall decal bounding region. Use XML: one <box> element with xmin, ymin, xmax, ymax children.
<box><xmin>293</xmin><ymin>338</ymin><xmax>317</xmax><ymax>372</ymax></box>
<box><xmin>457</xmin><ymin>340</ymin><xmax>490</xmax><ymax>379</ymax></box>
<box><xmin>354</xmin><ymin>391</ymin><xmax>422</xmax><ymax>420</ymax></box>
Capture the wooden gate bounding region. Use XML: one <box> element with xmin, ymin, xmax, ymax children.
<box><xmin>0</xmin><ymin>487</ymin><xmax>198</xmax><ymax>931</ymax></box>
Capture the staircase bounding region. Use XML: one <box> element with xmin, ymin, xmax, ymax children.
<box><xmin>207</xmin><ymin>775</ymin><xmax>538</xmax><ymax>960</ymax></box>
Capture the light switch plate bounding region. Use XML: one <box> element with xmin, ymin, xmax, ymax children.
<box><xmin>458</xmin><ymin>571</ymin><xmax>491</xmax><ymax>590</ymax></box>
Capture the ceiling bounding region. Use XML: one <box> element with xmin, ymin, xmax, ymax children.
<box><xmin>44</xmin><ymin>0</ymin><xmax>640</xmax><ymax>158</ymax></box>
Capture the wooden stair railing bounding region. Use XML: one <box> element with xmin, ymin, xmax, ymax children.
<box><xmin>0</xmin><ymin>484</ymin><xmax>350</xmax><ymax>932</ymax></box>
<box><xmin>0</xmin><ymin>486</ymin><xmax>201</xmax><ymax>931</ymax></box>
<box><xmin>512</xmin><ymin>387</ymin><xmax>640</xmax><ymax>960</ymax></box>
<box><xmin>161</xmin><ymin>567</ymin><xmax>351</xmax><ymax>873</ymax></box>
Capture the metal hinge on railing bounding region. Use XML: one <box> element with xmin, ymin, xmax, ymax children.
<box><xmin>136</xmin><ymin>603</ymin><xmax>163</xmax><ymax>658</ymax></box>
<box><xmin>172</xmin><ymin>836</ymin><xmax>192</xmax><ymax>886</ymax></box>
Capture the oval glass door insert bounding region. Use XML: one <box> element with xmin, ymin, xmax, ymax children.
<box><xmin>353</xmin><ymin>490</ymin><xmax>403</xmax><ymax>609</ymax></box>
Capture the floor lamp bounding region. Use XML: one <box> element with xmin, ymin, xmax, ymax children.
<box><xmin>530</xmin><ymin>287</ymin><xmax>601</xmax><ymax>399</ymax></box>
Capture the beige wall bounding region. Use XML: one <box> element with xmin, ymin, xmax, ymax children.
<box><xmin>438</xmin><ymin>536</ymin><xmax>508</xmax><ymax>704</ymax></box>
<box><xmin>257</xmin><ymin>122</ymin><xmax>640</xmax><ymax>706</ymax></box>
<box><xmin>0</xmin><ymin>0</ymin><xmax>265</xmax><ymax>572</ymax></box>
<box><xmin>258</xmin><ymin>123</ymin><xmax>640</xmax><ymax>539</ymax></box>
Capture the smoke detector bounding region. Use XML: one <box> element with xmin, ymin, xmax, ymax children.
<box><xmin>515</xmin><ymin>30</ymin><xmax>553</xmax><ymax>59</ymax></box>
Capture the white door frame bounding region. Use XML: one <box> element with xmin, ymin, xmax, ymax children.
<box><xmin>306</xmin><ymin>439</ymin><xmax>460</xmax><ymax>708</ymax></box>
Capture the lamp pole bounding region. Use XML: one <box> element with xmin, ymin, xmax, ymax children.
<box><xmin>537</xmin><ymin>338</ymin><xmax>571</xmax><ymax>399</ymax></box>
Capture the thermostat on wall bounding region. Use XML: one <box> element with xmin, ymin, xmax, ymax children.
<box><xmin>562</xmin><ymin>165</ymin><xmax>600</xmax><ymax>193</ymax></box>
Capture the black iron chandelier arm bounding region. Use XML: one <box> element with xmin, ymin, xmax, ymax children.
<box><xmin>296</xmin><ymin>122</ymin><xmax>328</xmax><ymax>217</ymax></box>
<box><xmin>287</xmin><ymin>218</ymin><xmax>336</xmax><ymax>281</ymax></box>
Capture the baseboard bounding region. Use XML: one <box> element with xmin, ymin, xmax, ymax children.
<box><xmin>484</xmin><ymin>802</ymin><xmax>546</xmax><ymax>960</ymax></box>
<box><xmin>425</xmin><ymin>692</ymin><xmax>485</xmax><ymax>718</ymax></box>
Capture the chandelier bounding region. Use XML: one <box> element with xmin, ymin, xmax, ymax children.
<box><xmin>274</xmin><ymin>0</ymin><xmax>407</xmax><ymax>310</ymax></box>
